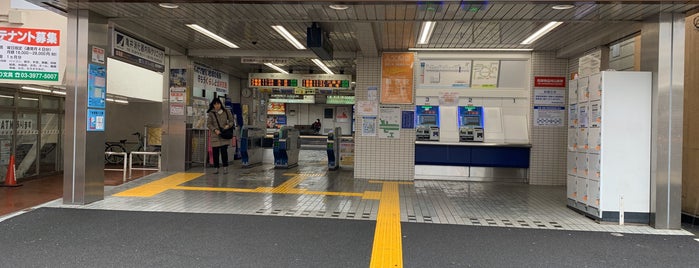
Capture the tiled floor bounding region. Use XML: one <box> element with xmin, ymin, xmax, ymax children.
<box><xmin>9</xmin><ymin>149</ymin><xmax>695</xmax><ymax>236</ymax></box>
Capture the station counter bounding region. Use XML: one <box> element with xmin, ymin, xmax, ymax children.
<box><xmin>415</xmin><ymin>141</ymin><xmax>531</xmax><ymax>168</ymax></box>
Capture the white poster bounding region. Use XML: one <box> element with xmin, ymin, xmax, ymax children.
<box><xmin>471</xmin><ymin>61</ymin><xmax>500</xmax><ymax>88</ymax></box>
<box><xmin>362</xmin><ymin>116</ymin><xmax>377</xmax><ymax>136</ymax></box>
<box><xmin>0</xmin><ymin>27</ymin><xmax>61</xmax><ymax>82</ymax></box>
<box><xmin>417</xmin><ymin>60</ymin><xmax>472</xmax><ymax>88</ymax></box>
<box><xmin>336</xmin><ymin>107</ymin><xmax>350</xmax><ymax>123</ymax></box>
<box><xmin>357</xmin><ymin>100</ymin><xmax>378</xmax><ymax>116</ymax></box>
<box><xmin>534</xmin><ymin>106</ymin><xmax>565</xmax><ymax>127</ymax></box>
<box><xmin>438</xmin><ymin>91</ymin><xmax>459</xmax><ymax>106</ymax></box>
<box><xmin>367</xmin><ymin>86</ymin><xmax>378</xmax><ymax>101</ymax></box>
<box><xmin>534</xmin><ymin>89</ymin><xmax>566</xmax><ymax>105</ymax></box>
<box><xmin>379</xmin><ymin>105</ymin><xmax>401</xmax><ymax>139</ymax></box>
<box><xmin>194</xmin><ymin>63</ymin><xmax>229</xmax><ymax>95</ymax></box>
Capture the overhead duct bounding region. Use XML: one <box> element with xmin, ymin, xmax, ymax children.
<box><xmin>307</xmin><ymin>22</ymin><xmax>333</xmax><ymax>60</ymax></box>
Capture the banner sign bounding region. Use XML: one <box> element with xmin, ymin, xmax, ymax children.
<box><xmin>0</xmin><ymin>27</ymin><xmax>60</xmax><ymax>82</ymax></box>
<box><xmin>534</xmin><ymin>76</ymin><xmax>566</xmax><ymax>88</ymax></box>
<box><xmin>194</xmin><ymin>63</ymin><xmax>229</xmax><ymax>95</ymax></box>
<box><xmin>112</xmin><ymin>30</ymin><xmax>165</xmax><ymax>72</ymax></box>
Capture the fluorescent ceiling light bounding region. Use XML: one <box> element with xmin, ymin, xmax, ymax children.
<box><xmin>158</xmin><ymin>3</ymin><xmax>179</xmax><ymax>9</ymax></box>
<box><xmin>186</xmin><ymin>24</ymin><xmax>239</xmax><ymax>48</ymax></box>
<box><xmin>51</xmin><ymin>90</ymin><xmax>66</xmax><ymax>95</ymax></box>
<box><xmin>552</xmin><ymin>5</ymin><xmax>575</xmax><ymax>10</ymax></box>
<box><xmin>311</xmin><ymin>59</ymin><xmax>334</xmax><ymax>75</ymax></box>
<box><xmin>264</xmin><ymin>63</ymin><xmax>289</xmax><ymax>74</ymax></box>
<box><xmin>21</xmin><ymin>86</ymin><xmax>51</xmax><ymax>93</ymax></box>
<box><xmin>417</xmin><ymin>21</ymin><xmax>436</xmax><ymax>45</ymax></box>
<box><xmin>106</xmin><ymin>98</ymin><xmax>115</xmax><ymax>102</ymax></box>
<box><xmin>329</xmin><ymin>5</ymin><xmax>349</xmax><ymax>10</ymax></box>
<box><xmin>520</xmin><ymin>21</ymin><xmax>563</xmax><ymax>45</ymax></box>
<box><xmin>271</xmin><ymin>25</ymin><xmax>306</xmax><ymax>50</ymax></box>
<box><xmin>409</xmin><ymin>48</ymin><xmax>533</xmax><ymax>52</ymax></box>
<box><xmin>0</xmin><ymin>95</ymin><xmax>14</xmax><ymax>99</ymax></box>
<box><xmin>114</xmin><ymin>99</ymin><xmax>129</xmax><ymax>104</ymax></box>
<box><xmin>20</xmin><ymin>97</ymin><xmax>38</xmax><ymax>101</ymax></box>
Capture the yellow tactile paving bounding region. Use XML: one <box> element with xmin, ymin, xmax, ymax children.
<box><xmin>113</xmin><ymin>173</ymin><xmax>204</xmax><ymax>197</ymax></box>
<box><xmin>370</xmin><ymin>181</ymin><xmax>403</xmax><ymax>268</ymax></box>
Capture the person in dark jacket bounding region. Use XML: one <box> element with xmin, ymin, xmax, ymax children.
<box><xmin>207</xmin><ymin>97</ymin><xmax>235</xmax><ymax>174</ymax></box>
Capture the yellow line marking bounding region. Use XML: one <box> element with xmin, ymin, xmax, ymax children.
<box><xmin>370</xmin><ymin>181</ymin><xmax>403</xmax><ymax>268</ymax></box>
<box><xmin>113</xmin><ymin>173</ymin><xmax>204</xmax><ymax>197</ymax></box>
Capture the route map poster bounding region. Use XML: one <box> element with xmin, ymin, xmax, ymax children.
<box><xmin>417</xmin><ymin>60</ymin><xmax>472</xmax><ymax>88</ymax></box>
<box><xmin>471</xmin><ymin>60</ymin><xmax>500</xmax><ymax>88</ymax></box>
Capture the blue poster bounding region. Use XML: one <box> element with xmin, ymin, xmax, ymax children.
<box><xmin>401</xmin><ymin>110</ymin><xmax>414</xmax><ymax>129</ymax></box>
<box><xmin>87</xmin><ymin>109</ymin><xmax>105</xmax><ymax>132</ymax></box>
<box><xmin>88</xmin><ymin>64</ymin><xmax>106</xmax><ymax>108</ymax></box>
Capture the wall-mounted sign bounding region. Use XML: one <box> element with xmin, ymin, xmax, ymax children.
<box><xmin>112</xmin><ymin>30</ymin><xmax>165</xmax><ymax>72</ymax></box>
<box><xmin>300</xmin><ymin>74</ymin><xmax>352</xmax><ymax>89</ymax></box>
<box><xmin>0</xmin><ymin>27</ymin><xmax>60</xmax><ymax>82</ymax></box>
<box><xmin>326</xmin><ymin>95</ymin><xmax>355</xmax><ymax>105</ymax></box>
<box><xmin>194</xmin><ymin>63</ymin><xmax>229</xmax><ymax>95</ymax></box>
<box><xmin>87</xmin><ymin>109</ymin><xmax>105</xmax><ymax>131</ymax></box>
<box><xmin>471</xmin><ymin>60</ymin><xmax>500</xmax><ymax>88</ymax></box>
<box><xmin>87</xmin><ymin>64</ymin><xmax>106</xmax><ymax>108</ymax></box>
<box><xmin>534</xmin><ymin>89</ymin><xmax>565</xmax><ymax>105</ymax></box>
<box><xmin>91</xmin><ymin>46</ymin><xmax>105</xmax><ymax>64</ymax></box>
<box><xmin>417</xmin><ymin>60</ymin><xmax>472</xmax><ymax>88</ymax></box>
<box><xmin>534</xmin><ymin>76</ymin><xmax>566</xmax><ymax>88</ymax></box>
<box><xmin>381</xmin><ymin>52</ymin><xmax>414</xmax><ymax>104</ymax></box>
<box><xmin>269</xmin><ymin>95</ymin><xmax>315</xmax><ymax>104</ymax></box>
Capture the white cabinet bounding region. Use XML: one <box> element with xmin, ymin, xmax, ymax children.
<box><xmin>565</xmin><ymin>71</ymin><xmax>651</xmax><ymax>223</ymax></box>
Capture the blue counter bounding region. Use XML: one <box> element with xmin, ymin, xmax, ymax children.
<box><xmin>415</xmin><ymin>141</ymin><xmax>531</xmax><ymax>168</ymax></box>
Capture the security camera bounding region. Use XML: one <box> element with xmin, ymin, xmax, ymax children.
<box><xmin>252</xmin><ymin>41</ymin><xmax>258</xmax><ymax>45</ymax></box>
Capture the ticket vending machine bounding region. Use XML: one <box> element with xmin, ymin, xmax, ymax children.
<box><xmin>327</xmin><ymin>127</ymin><xmax>341</xmax><ymax>170</ymax></box>
<box><xmin>273</xmin><ymin>126</ymin><xmax>301</xmax><ymax>168</ymax></box>
<box><xmin>240</xmin><ymin>126</ymin><xmax>265</xmax><ymax>168</ymax></box>
<box><xmin>415</xmin><ymin>105</ymin><xmax>440</xmax><ymax>141</ymax></box>
<box><xmin>458</xmin><ymin>106</ymin><xmax>485</xmax><ymax>142</ymax></box>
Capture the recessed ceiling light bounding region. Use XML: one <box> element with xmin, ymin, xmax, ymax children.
<box><xmin>159</xmin><ymin>3</ymin><xmax>179</xmax><ymax>9</ymax></box>
<box><xmin>329</xmin><ymin>5</ymin><xmax>349</xmax><ymax>10</ymax></box>
<box><xmin>552</xmin><ymin>5</ymin><xmax>575</xmax><ymax>10</ymax></box>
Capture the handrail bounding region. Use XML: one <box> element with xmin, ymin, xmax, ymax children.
<box><xmin>104</xmin><ymin>151</ymin><xmax>128</xmax><ymax>182</ymax></box>
<box><xmin>129</xmin><ymin>151</ymin><xmax>161</xmax><ymax>178</ymax></box>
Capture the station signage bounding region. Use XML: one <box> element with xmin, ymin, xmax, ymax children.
<box><xmin>112</xmin><ymin>30</ymin><xmax>165</xmax><ymax>72</ymax></box>
<box><xmin>534</xmin><ymin>76</ymin><xmax>566</xmax><ymax>88</ymax></box>
<box><xmin>249</xmin><ymin>73</ymin><xmax>351</xmax><ymax>90</ymax></box>
<box><xmin>326</xmin><ymin>95</ymin><xmax>355</xmax><ymax>104</ymax></box>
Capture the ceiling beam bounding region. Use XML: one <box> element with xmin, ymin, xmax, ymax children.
<box><xmin>354</xmin><ymin>22</ymin><xmax>379</xmax><ymax>57</ymax></box>
<box><xmin>187</xmin><ymin>49</ymin><xmax>356</xmax><ymax>59</ymax></box>
<box><xmin>556</xmin><ymin>23</ymin><xmax>641</xmax><ymax>58</ymax></box>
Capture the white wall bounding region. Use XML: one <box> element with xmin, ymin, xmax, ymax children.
<box><xmin>107</xmin><ymin>58</ymin><xmax>163</xmax><ymax>102</ymax></box>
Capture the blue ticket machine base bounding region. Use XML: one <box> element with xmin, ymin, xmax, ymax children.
<box><xmin>458</xmin><ymin>106</ymin><xmax>484</xmax><ymax>142</ymax></box>
<box><xmin>273</xmin><ymin>126</ymin><xmax>301</xmax><ymax>169</ymax></box>
<box><xmin>415</xmin><ymin>105</ymin><xmax>440</xmax><ymax>141</ymax></box>
<box><xmin>327</xmin><ymin>127</ymin><xmax>341</xmax><ymax>170</ymax></box>
<box><xmin>240</xmin><ymin>126</ymin><xmax>265</xmax><ymax>168</ymax></box>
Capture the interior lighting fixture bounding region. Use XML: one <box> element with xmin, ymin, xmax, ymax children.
<box><xmin>409</xmin><ymin>48</ymin><xmax>533</xmax><ymax>52</ymax></box>
<box><xmin>417</xmin><ymin>21</ymin><xmax>436</xmax><ymax>45</ymax></box>
<box><xmin>51</xmin><ymin>90</ymin><xmax>66</xmax><ymax>95</ymax></box>
<box><xmin>21</xmin><ymin>86</ymin><xmax>51</xmax><ymax>93</ymax></box>
<box><xmin>114</xmin><ymin>99</ymin><xmax>129</xmax><ymax>104</ymax></box>
<box><xmin>106</xmin><ymin>98</ymin><xmax>115</xmax><ymax>102</ymax></box>
<box><xmin>186</xmin><ymin>24</ymin><xmax>239</xmax><ymax>48</ymax></box>
<box><xmin>20</xmin><ymin>97</ymin><xmax>39</xmax><ymax>101</ymax></box>
<box><xmin>552</xmin><ymin>5</ymin><xmax>575</xmax><ymax>10</ymax></box>
<box><xmin>271</xmin><ymin>25</ymin><xmax>306</xmax><ymax>50</ymax></box>
<box><xmin>0</xmin><ymin>94</ymin><xmax>14</xmax><ymax>99</ymax></box>
<box><xmin>158</xmin><ymin>3</ymin><xmax>179</xmax><ymax>9</ymax></box>
<box><xmin>329</xmin><ymin>4</ymin><xmax>349</xmax><ymax>10</ymax></box>
<box><xmin>311</xmin><ymin>59</ymin><xmax>334</xmax><ymax>75</ymax></box>
<box><xmin>264</xmin><ymin>63</ymin><xmax>290</xmax><ymax>74</ymax></box>
<box><xmin>520</xmin><ymin>21</ymin><xmax>563</xmax><ymax>45</ymax></box>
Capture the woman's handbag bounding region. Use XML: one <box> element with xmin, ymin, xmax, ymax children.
<box><xmin>213</xmin><ymin>110</ymin><xmax>234</xmax><ymax>139</ymax></box>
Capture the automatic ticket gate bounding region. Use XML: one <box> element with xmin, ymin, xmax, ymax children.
<box><xmin>273</xmin><ymin>126</ymin><xmax>301</xmax><ymax>168</ymax></box>
<box><xmin>327</xmin><ymin>127</ymin><xmax>341</xmax><ymax>170</ymax></box>
<box><xmin>240</xmin><ymin>126</ymin><xmax>265</xmax><ymax>168</ymax></box>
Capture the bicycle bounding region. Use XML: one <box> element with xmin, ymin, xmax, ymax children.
<box><xmin>105</xmin><ymin>132</ymin><xmax>156</xmax><ymax>164</ymax></box>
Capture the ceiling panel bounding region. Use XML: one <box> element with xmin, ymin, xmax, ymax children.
<box><xmin>54</xmin><ymin>1</ymin><xmax>699</xmax><ymax>78</ymax></box>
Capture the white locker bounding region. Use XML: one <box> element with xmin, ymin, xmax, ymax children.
<box><xmin>567</xmin><ymin>175</ymin><xmax>577</xmax><ymax>200</ymax></box>
<box><xmin>588</xmin><ymin>128</ymin><xmax>601</xmax><ymax>153</ymax></box>
<box><xmin>586</xmin><ymin>153</ymin><xmax>600</xmax><ymax>180</ymax></box>
<box><xmin>567</xmin><ymin>151</ymin><xmax>577</xmax><ymax>175</ymax></box>
<box><xmin>576</xmin><ymin>152</ymin><xmax>587</xmax><ymax>177</ymax></box>
<box><xmin>565</xmin><ymin>71</ymin><xmax>652</xmax><ymax>223</ymax></box>
<box><xmin>568</xmin><ymin>128</ymin><xmax>577</xmax><ymax>151</ymax></box>
<box><xmin>588</xmin><ymin>73</ymin><xmax>602</xmax><ymax>101</ymax></box>
<box><xmin>577</xmin><ymin>76</ymin><xmax>589</xmax><ymax>102</ymax></box>
<box><xmin>568</xmin><ymin>79</ymin><xmax>578</xmax><ymax>104</ymax></box>
<box><xmin>577</xmin><ymin>128</ymin><xmax>588</xmax><ymax>152</ymax></box>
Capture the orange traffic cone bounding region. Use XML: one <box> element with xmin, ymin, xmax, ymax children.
<box><xmin>1</xmin><ymin>155</ymin><xmax>21</xmax><ymax>187</ymax></box>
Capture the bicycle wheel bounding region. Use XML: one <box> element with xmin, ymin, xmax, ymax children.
<box><xmin>105</xmin><ymin>144</ymin><xmax>127</xmax><ymax>164</ymax></box>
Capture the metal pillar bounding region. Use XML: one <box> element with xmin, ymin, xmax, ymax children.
<box><xmin>63</xmin><ymin>8</ymin><xmax>107</xmax><ymax>204</ymax></box>
<box><xmin>641</xmin><ymin>13</ymin><xmax>685</xmax><ymax>229</ymax></box>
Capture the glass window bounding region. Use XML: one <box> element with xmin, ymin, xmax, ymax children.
<box><xmin>16</xmin><ymin>112</ymin><xmax>38</xmax><ymax>178</ymax></box>
<box><xmin>17</xmin><ymin>93</ymin><xmax>39</xmax><ymax>108</ymax></box>
<box><xmin>41</xmin><ymin>95</ymin><xmax>61</xmax><ymax>110</ymax></box>
<box><xmin>40</xmin><ymin>113</ymin><xmax>62</xmax><ymax>173</ymax></box>
<box><xmin>0</xmin><ymin>92</ymin><xmax>14</xmax><ymax>107</ymax></box>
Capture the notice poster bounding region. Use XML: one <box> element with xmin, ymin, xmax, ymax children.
<box><xmin>356</xmin><ymin>101</ymin><xmax>378</xmax><ymax>116</ymax></box>
<box><xmin>534</xmin><ymin>106</ymin><xmax>565</xmax><ymax>127</ymax></box>
<box><xmin>336</xmin><ymin>107</ymin><xmax>350</xmax><ymax>123</ymax></box>
<box><xmin>87</xmin><ymin>64</ymin><xmax>106</xmax><ymax>108</ymax></box>
<box><xmin>381</xmin><ymin>52</ymin><xmax>414</xmax><ymax>104</ymax></box>
<box><xmin>86</xmin><ymin>109</ymin><xmax>105</xmax><ymax>131</ymax></box>
<box><xmin>191</xmin><ymin>97</ymin><xmax>209</xmax><ymax>129</ymax></box>
<box><xmin>194</xmin><ymin>63</ymin><xmax>229</xmax><ymax>95</ymax></box>
<box><xmin>0</xmin><ymin>27</ymin><xmax>61</xmax><ymax>82</ymax></box>
<box><xmin>534</xmin><ymin>89</ymin><xmax>566</xmax><ymax>105</ymax></box>
<box><xmin>362</xmin><ymin>116</ymin><xmax>377</xmax><ymax>136</ymax></box>
<box><xmin>367</xmin><ymin>86</ymin><xmax>378</xmax><ymax>101</ymax></box>
<box><xmin>379</xmin><ymin>105</ymin><xmax>401</xmax><ymax>139</ymax></box>
<box><xmin>471</xmin><ymin>61</ymin><xmax>500</xmax><ymax>88</ymax></box>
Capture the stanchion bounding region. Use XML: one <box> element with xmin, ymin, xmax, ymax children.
<box><xmin>1</xmin><ymin>155</ymin><xmax>22</xmax><ymax>187</ymax></box>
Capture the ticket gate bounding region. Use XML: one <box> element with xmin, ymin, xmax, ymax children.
<box><xmin>240</xmin><ymin>126</ymin><xmax>265</xmax><ymax>168</ymax></box>
<box><xmin>273</xmin><ymin>126</ymin><xmax>301</xmax><ymax>168</ymax></box>
<box><xmin>327</xmin><ymin>127</ymin><xmax>341</xmax><ymax>170</ymax></box>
